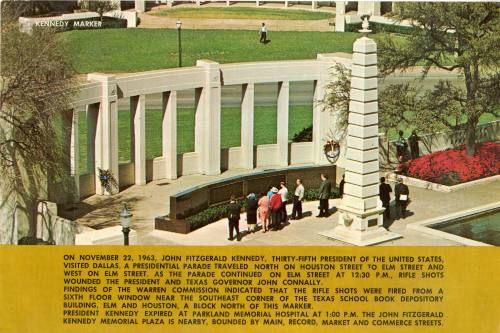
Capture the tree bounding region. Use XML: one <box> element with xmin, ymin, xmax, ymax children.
<box><xmin>81</xmin><ymin>0</ymin><xmax>119</xmax><ymax>22</ymax></box>
<box><xmin>377</xmin><ymin>2</ymin><xmax>500</xmax><ymax>155</ymax></box>
<box><xmin>0</xmin><ymin>6</ymin><xmax>76</xmax><ymax>244</ymax></box>
<box><xmin>318</xmin><ymin>63</ymin><xmax>351</xmax><ymax>140</ymax></box>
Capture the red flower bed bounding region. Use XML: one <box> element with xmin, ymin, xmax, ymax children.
<box><xmin>407</xmin><ymin>141</ymin><xmax>500</xmax><ymax>186</ymax></box>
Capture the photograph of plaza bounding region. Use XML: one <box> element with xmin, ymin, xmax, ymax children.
<box><xmin>0</xmin><ymin>0</ymin><xmax>499</xmax><ymax>246</ymax></box>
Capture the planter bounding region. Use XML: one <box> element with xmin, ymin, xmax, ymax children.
<box><xmin>386</xmin><ymin>172</ymin><xmax>500</xmax><ymax>193</ymax></box>
<box><xmin>155</xmin><ymin>216</ymin><xmax>190</xmax><ymax>234</ymax></box>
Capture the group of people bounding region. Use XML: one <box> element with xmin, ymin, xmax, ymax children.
<box><xmin>226</xmin><ymin>174</ymin><xmax>333</xmax><ymax>241</ymax></box>
<box><xmin>379</xmin><ymin>176</ymin><xmax>410</xmax><ymax>225</ymax></box>
<box><xmin>395</xmin><ymin>130</ymin><xmax>420</xmax><ymax>161</ymax></box>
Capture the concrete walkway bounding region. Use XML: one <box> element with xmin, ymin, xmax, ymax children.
<box><xmin>137</xmin><ymin>3</ymin><xmax>337</xmax><ymax>31</ymax></box>
<box><xmin>68</xmin><ymin>167</ymin><xmax>500</xmax><ymax>246</ymax></box>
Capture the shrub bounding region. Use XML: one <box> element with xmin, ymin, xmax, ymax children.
<box><xmin>187</xmin><ymin>199</ymin><xmax>246</xmax><ymax>231</ymax></box>
<box><xmin>188</xmin><ymin>186</ymin><xmax>341</xmax><ymax>230</ymax></box>
<box><xmin>292</xmin><ymin>125</ymin><xmax>312</xmax><ymax>142</ymax></box>
<box><xmin>407</xmin><ymin>141</ymin><xmax>500</xmax><ymax>185</ymax></box>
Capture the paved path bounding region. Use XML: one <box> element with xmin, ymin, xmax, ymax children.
<box><xmin>68</xmin><ymin>167</ymin><xmax>500</xmax><ymax>246</ymax></box>
<box><xmin>137</xmin><ymin>3</ymin><xmax>337</xmax><ymax>31</ymax></box>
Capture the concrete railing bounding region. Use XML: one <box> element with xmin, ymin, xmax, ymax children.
<box><xmin>54</xmin><ymin>54</ymin><xmax>351</xmax><ymax>203</ymax></box>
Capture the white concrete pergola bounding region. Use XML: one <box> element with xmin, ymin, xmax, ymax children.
<box><xmin>66</xmin><ymin>54</ymin><xmax>351</xmax><ymax>201</ymax></box>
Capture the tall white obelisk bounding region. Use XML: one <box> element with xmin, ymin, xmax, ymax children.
<box><xmin>320</xmin><ymin>18</ymin><xmax>402</xmax><ymax>246</ymax></box>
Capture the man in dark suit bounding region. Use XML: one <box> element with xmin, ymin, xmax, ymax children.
<box><xmin>317</xmin><ymin>174</ymin><xmax>332</xmax><ymax>217</ymax></box>
<box><xmin>379</xmin><ymin>177</ymin><xmax>392</xmax><ymax>223</ymax></box>
<box><xmin>408</xmin><ymin>130</ymin><xmax>420</xmax><ymax>160</ymax></box>
<box><xmin>227</xmin><ymin>195</ymin><xmax>241</xmax><ymax>241</ymax></box>
<box><xmin>338</xmin><ymin>174</ymin><xmax>345</xmax><ymax>198</ymax></box>
<box><xmin>394</xmin><ymin>178</ymin><xmax>410</xmax><ymax>219</ymax></box>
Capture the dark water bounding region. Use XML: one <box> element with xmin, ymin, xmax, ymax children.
<box><xmin>431</xmin><ymin>210</ymin><xmax>500</xmax><ymax>246</ymax></box>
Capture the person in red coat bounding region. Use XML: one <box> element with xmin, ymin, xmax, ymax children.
<box><xmin>269</xmin><ymin>187</ymin><xmax>282</xmax><ymax>231</ymax></box>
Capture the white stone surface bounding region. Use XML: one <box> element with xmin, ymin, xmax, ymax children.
<box><xmin>241</xmin><ymin>83</ymin><xmax>255</xmax><ymax>169</ymax></box>
<box><xmin>349</xmin><ymin>112</ymin><xmax>378</xmax><ymax>127</ymax></box>
<box><xmin>322</xmin><ymin>32</ymin><xmax>401</xmax><ymax>245</ymax></box>
<box><xmin>349</xmin><ymin>101</ymin><xmax>378</xmax><ymax>114</ymax></box>
<box><xmin>75</xmin><ymin>226</ymin><xmax>138</xmax><ymax>245</ymax></box>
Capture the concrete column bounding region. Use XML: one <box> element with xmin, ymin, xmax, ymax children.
<box><xmin>312</xmin><ymin>80</ymin><xmax>328</xmax><ymax>165</ymax></box>
<box><xmin>167</xmin><ymin>0</ymin><xmax>173</xmax><ymax>7</ymax></box>
<box><xmin>277</xmin><ymin>81</ymin><xmax>289</xmax><ymax>167</ymax></box>
<box><xmin>130</xmin><ymin>95</ymin><xmax>146</xmax><ymax>185</ymax></box>
<box><xmin>256</xmin><ymin>1</ymin><xmax>260</xmax><ymax>7</ymax></box>
<box><xmin>312</xmin><ymin>1</ymin><xmax>318</xmax><ymax>10</ymax></box>
<box><xmin>195</xmin><ymin>60</ymin><xmax>221</xmax><ymax>175</ymax></box>
<box><xmin>320</xmin><ymin>26</ymin><xmax>401</xmax><ymax>246</ymax></box>
<box><xmin>226</xmin><ymin>0</ymin><xmax>230</xmax><ymax>6</ymax></box>
<box><xmin>335</xmin><ymin>1</ymin><xmax>346</xmax><ymax>32</ymax></box>
<box><xmin>88</xmin><ymin>74</ymin><xmax>119</xmax><ymax>195</ymax></box>
<box><xmin>135</xmin><ymin>0</ymin><xmax>146</xmax><ymax>12</ymax></box>
<box><xmin>284</xmin><ymin>1</ymin><xmax>288</xmax><ymax>8</ymax></box>
<box><xmin>86</xmin><ymin>104</ymin><xmax>98</xmax><ymax>177</ymax></box>
<box><xmin>196</xmin><ymin>0</ymin><xmax>201</xmax><ymax>6</ymax></box>
<box><xmin>162</xmin><ymin>91</ymin><xmax>177</xmax><ymax>180</ymax></box>
<box><xmin>241</xmin><ymin>83</ymin><xmax>255</xmax><ymax>169</ymax></box>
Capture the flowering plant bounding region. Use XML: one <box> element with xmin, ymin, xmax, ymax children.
<box><xmin>323</xmin><ymin>140</ymin><xmax>340</xmax><ymax>151</ymax></box>
<box><xmin>98</xmin><ymin>168</ymin><xmax>118</xmax><ymax>193</ymax></box>
<box><xmin>323</xmin><ymin>140</ymin><xmax>341</xmax><ymax>164</ymax></box>
<box><xmin>407</xmin><ymin>141</ymin><xmax>499</xmax><ymax>185</ymax></box>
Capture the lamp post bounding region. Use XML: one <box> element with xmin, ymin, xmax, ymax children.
<box><xmin>176</xmin><ymin>19</ymin><xmax>182</xmax><ymax>67</ymax></box>
<box><xmin>119</xmin><ymin>203</ymin><xmax>132</xmax><ymax>246</ymax></box>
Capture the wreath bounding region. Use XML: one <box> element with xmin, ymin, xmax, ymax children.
<box><xmin>98</xmin><ymin>168</ymin><xmax>118</xmax><ymax>194</ymax></box>
<box><xmin>323</xmin><ymin>140</ymin><xmax>341</xmax><ymax>164</ymax></box>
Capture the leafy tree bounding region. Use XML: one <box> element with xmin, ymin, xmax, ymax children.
<box><xmin>377</xmin><ymin>2</ymin><xmax>500</xmax><ymax>155</ymax></box>
<box><xmin>378</xmin><ymin>83</ymin><xmax>418</xmax><ymax>164</ymax></box>
<box><xmin>318</xmin><ymin>63</ymin><xmax>351</xmax><ymax>140</ymax></box>
<box><xmin>81</xmin><ymin>0</ymin><xmax>119</xmax><ymax>22</ymax></box>
<box><xmin>0</xmin><ymin>6</ymin><xmax>76</xmax><ymax>244</ymax></box>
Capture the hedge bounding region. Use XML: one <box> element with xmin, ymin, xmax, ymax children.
<box><xmin>345</xmin><ymin>21</ymin><xmax>413</xmax><ymax>34</ymax></box>
<box><xmin>187</xmin><ymin>186</ymin><xmax>340</xmax><ymax>230</ymax></box>
<box><xmin>292</xmin><ymin>125</ymin><xmax>313</xmax><ymax>142</ymax></box>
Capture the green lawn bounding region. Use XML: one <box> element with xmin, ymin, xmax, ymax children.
<box><xmin>151</xmin><ymin>7</ymin><xmax>334</xmax><ymax>20</ymax></box>
<box><xmin>64</xmin><ymin>29</ymin><xmax>361</xmax><ymax>73</ymax></box>
<box><xmin>78</xmin><ymin>105</ymin><xmax>312</xmax><ymax>173</ymax></box>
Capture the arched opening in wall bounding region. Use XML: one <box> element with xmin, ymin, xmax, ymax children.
<box><xmin>77</xmin><ymin>106</ymin><xmax>95</xmax><ymax>199</ymax></box>
<box><xmin>221</xmin><ymin>84</ymin><xmax>242</xmax><ymax>171</ymax></box>
<box><xmin>176</xmin><ymin>89</ymin><xmax>196</xmax><ymax>177</ymax></box>
<box><xmin>77</xmin><ymin>107</ymin><xmax>89</xmax><ymax>176</ymax></box>
<box><xmin>254</xmin><ymin>82</ymin><xmax>278</xmax><ymax>146</ymax></box>
<box><xmin>117</xmin><ymin>98</ymin><xmax>134</xmax><ymax>189</ymax></box>
<box><xmin>289</xmin><ymin>80</ymin><xmax>314</xmax><ymax>165</ymax></box>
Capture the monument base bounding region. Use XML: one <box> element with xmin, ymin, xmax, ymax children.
<box><xmin>319</xmin><ymin>204</ymin><xmax>402</xmax><ymax>246</ymax></box>
<box><xmin>320</xmin><ymin>225</ymin><xmax>402</xmax><ymax>246</ymax></box>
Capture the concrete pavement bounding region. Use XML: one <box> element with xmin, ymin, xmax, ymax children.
<box><xmin>68</xmin><ymin>167</ymin><xmax>500</xmax><ymax>246</ymax></box>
